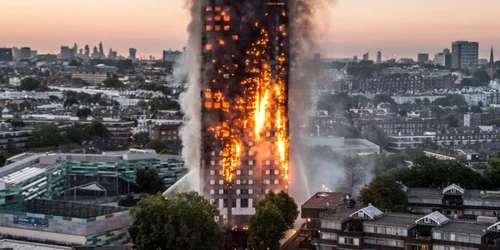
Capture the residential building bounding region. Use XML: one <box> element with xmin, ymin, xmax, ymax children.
<box><xmin>129</xmin><ymin>48</ymin><xmax>137</xmax><ymax>60</ymax></box>
<box><xmin>387</xmin><ymin>133</ymin><xmax>436</xmax><ymax>151</ymax></box>
<box><xmin>19</xmin><ymin>47</ymin><xmax>31</xmax><ymax>60</ymax></box>
<box><xmin>302</xmin><ymin>191</ymin><xmax>500</xmax><ymax>250</ymax></box>
<box><xmin>0</xmin><ymin>130</ymin><xmax>33</xmax><ymax>151</ymax></box>
<box><xmin>200</xmin><ymin>1</ymin><xmax>290</xmax><ymax>229</ymax></box>
<box><xmin>72</xmin><ymin>72</ymin><xmax>109</xmax><ymax>85</ymax></box>
<box><xmin>376</xmin><ymin>51</ymin><xmax>381</xmax><ymax>64</ymax></box>
<box><xmin>452</xmin><ymin>41</ymin><xmax>479</xmax><ymax>70</ymax></box>
<box><xmin>162</xmin><ymin>49</ymin><xmax>182</xmax><ymax>62</ymax></box>
<box><xmin>0</xmin><ymin>48</ymin><xmax>13</xmax><ymax>62</ymax></box>
<box><xmin>304</xmin><ymin>136</ymin><xmax>380</xmax><ymax>157</ymax></box>
<box><xmin>344</xmin><ymin>75</ymin><xmax>454</xmax><ymax>94</ymax></box>
<box><xmin>151</xmin><ymin>124</ymin><xmax>181</xmax><ymax>141</ymax></box>
<box><xmin>354</xmin><ymin>117</ymin><xmax>448</xmax><ymax>136</ymax></box>
<box><xmin>0</xmin><ymin>199</ymin><xmax>131</xmax><ymax>246</ymax></box>
<box><xmin>60</xmin><ymin>46</ymin><xmax>71</xmax><ymax>60</ymax></box>
<box><xmin>362</xmin><ymin>52</ymin><xmax>369</xmax><ymax>61</ymax></box>
<box><xmin>7</xmin><ymin>99</ymin><xmax>38</xmax><ymax>112</ymax></box>
<box><xmin>418</xmin><ymin>53</ymin><xmax>429</xmax><ymax>63</ymax></box>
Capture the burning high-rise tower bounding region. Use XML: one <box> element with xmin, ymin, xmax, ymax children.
<box><xmin>200</xmin><ymin>0</ymin><xmax>289</xmax><ymax>229</ymax></box>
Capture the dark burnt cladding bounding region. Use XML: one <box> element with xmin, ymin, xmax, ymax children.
<box><xmin>200</xmin><ymin>0</ymin><xmax>290</xmax><ymax>228</ymax></box>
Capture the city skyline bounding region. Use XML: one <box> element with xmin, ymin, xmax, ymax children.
<box><xmin>2</xmin><ymin>0</ymin><xmax>500</xmax><ymax>59</ymax></box>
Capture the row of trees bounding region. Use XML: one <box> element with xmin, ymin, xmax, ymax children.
<box><xmin>359</xmin><ymin>155</ymin><xmax>500</xmax><ymax>212</ymax></box>
<box><xmin>29</xmin><ymin>121</ymin><xmax>110</xmax><ymax>148</ymax></box>
<box><xmin>129</xmin><ymin>191</ymin><xmax>298</xmax><ymax>250</ymax></box>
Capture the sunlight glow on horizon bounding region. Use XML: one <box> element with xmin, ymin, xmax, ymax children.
<box><xmin>1</xmin><ymin>0</ymin><xmax>500</xmax><ymax>59</ymax></box>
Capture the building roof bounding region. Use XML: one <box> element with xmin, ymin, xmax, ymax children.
<box><xmin>415</xmin><ymin>211</ymin><xmax>450</xmax><ymax>226</ymax></box>
<box><xmin>443</xmin><ymin>183</ymin><xmax>465</xmax><ymax>194</ymax></box>
<box><xmin>350</xmin><ymin>204</ymin><xmax>384</xmax><ymax>220</ymax></box>
<box><xmin>302</xmin><ymin>192</ymin><xmax>349</xmax><ymax>210</ymax></box>
<box><xmin>434</xmin><ymin>220</ymin><xmax>489</xmax><ymax>236</ymax></box>
<box><xmin>364</xmin><ymin>213</ymin><xmax>421</xmax><ymax>228</ymax></box>
<box><xmin>0</xmin><ymin>199</ymin><xmax>127</xmax><ymax>219</ymax></box>
<box><xmin>0</xmin><ymin>167</ymin><xmax>46</xmax><ymax>184</ymax></box>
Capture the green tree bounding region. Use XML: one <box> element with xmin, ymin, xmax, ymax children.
<box><xmin>362</xmin><ymin>125</ymin><xmax>388</xmax><ymax>147</ymax></box>
<box><xmin>76</xmin><ymin>108</ymin><xmax>92</xmax><ymax>119</ymax></box>
<box><xmin>473</xmin><ymin>69</ymin><xmax>491</xmax><ymax>83</ymax></box>
<box><xmin>136</xmin><ymin>100</ymin><xmax>148</xmax><ymax>109</ymax></box>
<box><xmin>470</xmin><ymin>106</ymin><xmax>482</xmax><ymax>113</ymax></box>
<box><xmin>135</xmin><ymin>168</ymin><xmax>165</xmax><ymax>194</ymax></box>
<box><xmin>393</xmin><ymin>156</ymin><xmax>487</xmax><ymax>189</ymax></box>
<box><xmin>358</xmin><ymin>175</ymin><xmax>408</xmax><ymax>212</ymax></box>
<box><xmin>30</xmin><ymin>124</ymin><xmax>66</xmax><ymax>148</ymax></box>
<box><xmin>66</xmin><ymin>123</ymin><xmax>85</xmax><ymax>144</ymax></box>
<box><xmin>20</xmin><ymin>77</ymin><xmax>40</xmax><ymax>91</ymax></box>
<box><xmin>0</xmin><ymin>151</ymin><xmax>6</xmax><ymax>167</ymax></box>
<box><xmin>129</xmin><ymin>192</ymin><xmax>222</xmax><ymax>250</ymax></box>
<box><xmin>485</xmin><ymin>159</ymin><xmax>500</xmax><ymax>189</ymax></box>
<box><xmin>145</xmin><ymin>140</ymin><xmax>165</xmax><ymax>152</ymax></box>
<box><xmin>256</xmin><ymin>191</ymin><xmax>299</xmax><ymax>230</ymax></box>
<box><xmin>373</xmin><ymin>94</ymin><xmax>395</xmax><ymax>105</ymax></box>
<box><xmin>85</xmin><ymin>120</ymin><xmax>111</xmax><ymax>138</ymax></box>
<box><xmin>446</xmin><ymin>114</ymin><xmax>459</xmax><ymax>127</ymax></box>
<box><xmin>249</xmin><ymin>202</ymin><xmax>287</xmax><ymax>250</ymax></box>
<box><xmin>103</xmin><ymin>78</ymin><xmax>124</xmax><ymax>88</ymax></box>
<box><xmin>64</xmin><ymin>96</ymin><xmax>79</xmax><ymax>108</ymax></box>
<box><xmin>6</xmin><ymin>139</ymin><xmax>19</xmax><ymax>154</ymax></box>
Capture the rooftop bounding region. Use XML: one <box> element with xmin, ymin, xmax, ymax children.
<box><xmin>302</xmin><ymin>192</ymin><xmax>350</xmax><ymax>210</ymax></box>
<box><xmin>434</xmin><ymin>219</ymin><xmax>489</xmax><ymax>236</ymax></box>
<box><xmin>364</xmin><ymin>213</ymin><xmax>421</xmax><ymax>227</ymax></box>
<box><xmin>0</xmin><ymin>199</ymin><xmax>127</xmax><ymax>219</ymax></box>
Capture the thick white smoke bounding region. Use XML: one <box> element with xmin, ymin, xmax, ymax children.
<box><xmin>165</xmin><ymin>0</ymin><xmax>204</xmax><ymax>196</ymax></box>
<box><xmin>288</xmin><ymin>0</ymin><xmax>337</xmax><ymax>207</ymax></box>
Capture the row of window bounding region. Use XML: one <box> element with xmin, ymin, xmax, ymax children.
<box><xmin>433</xmin><ymin>232</ymin><xmax>481</xmax><ymax>244</ymax></box>
<box><xmin>364</xmin><ymin>225</ymin><xmax>408</xmax><ymax>236</ymax></box>
<box><xmin>209</xmin><ymin>169</ymin><xmax>280</xmax><ymax>175</ymax></box>
<box><xmin>208</xmin><ymin>179</ymin><xmax>281</xmax><ymax>185</ymax></box>
<box><xmin>364</xmin><ymin>237</ymin><xmax>405</xmax><ymax>248</ymax></box>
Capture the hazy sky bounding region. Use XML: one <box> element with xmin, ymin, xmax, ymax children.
<box><xmin>2</xmin><ymin>0</ymin><xmax>500</xmax><ymax>59</ymax></box>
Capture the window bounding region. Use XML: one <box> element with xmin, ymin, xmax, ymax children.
<box><xmin>210</xmin><ymin>161</ymin><xmax>215</xmax><ymax>166</ymax></box>
<box><xmin>236</xmin><ymin>170</ymin><xmax>241</xmax><ymax>175</ymax></box>
<box><xmin>249</xmin><ymin>189</ymin><xmax>253</xmax><ymax>194</ymax></box>
<box><xmin>210</xmin><ymin>180</ymin><xmax>215</xmax><ymax>185</ymax></box>
<box><xmin>219</xmin><ymin>180</ymin><xmax>224</xmax><ymax>185</ymax></box>
<box><xmin>320</xmin><ymin>232</ymin><xmax>337</xmax><ymax>240</ymax></box>
<box><xmin>274</xmin><ymin>179</ymin><xmax>279</xmax><ymax>184</ymax></box>
<box><xmin>210</xmin><ymin>170</ymin><xmax>215</xmax><ymax>175</ymax></box>
<box><xmin>241</xmin><ymin>199</ymin><xmax>249</xmax><ymax>208</ymax></box>
<box><xmin>249</xmin><ymin>161</ymin><xmax>254</xmax><ymax>166</ymax></box>
<box><xmin>210</xmin><ymin>189</ymin><xmax>215</xmax><ymax>194</ymax></box>
<box><xmin>219</xmin><ymin>189</ymin><xmax>224</xmax><ymax>194</ymax></box>
<box><xmin>249</xmin><ymin>180</ymin><xmax>253</xmax><ymax>184</ymax></box>
<box><xmin>249</xmin><ymin>170</ymin><xmax>253</xmax><ymax>175</ymax></box>
<box><xmin>274</xmin><ymin>170</ymin><xmax>279</xmax><ymax>175</ymax></box>
<box><xmin>265</xmin><ymin>170</ymin><xmax>270</xmax><ymax>175</ymax></box>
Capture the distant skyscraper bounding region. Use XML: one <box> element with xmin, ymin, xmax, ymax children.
<box><xmin>20</xmin><ymin>47</ymin><xmax>31</xmax><ymax>60</ymax></box>
<box><xmin>376</xmin><ymin>51</ymin><xmax>382</xmax><ymax>64</ymax></box>
<box><xmin>362</xmin><ymin>52</ymin><xmax>369</xmax><ymax>61</ymax></box>
<box><xmin>433</xmin><ymin>52</ymin><xmax>446</xmax><ymax>66</ymax></box>
<box><xmin>129</xmin><ymin>48</ymin><xmax>137</xmax><ymax>60</ymax></box>
<box><xmin>353</xmin><ymin>55</ymin><xmax>358</xmax><ymax>63</ymax></box>
<box><xmin>73</xmin><ymin>44</ymin><xmax>78</xmax><ymax>56</ymax></box>
<box><xmin>84</xmin><ymin>45</ymin><xmax>90</xmax><ymax>57</ymax></box>
<box><xmin>452</xmin><ymin>41</ymin><xmax>479</xmax><ymax>70</ymax></box>
<box><xmin>489</xmin><ymin>46</ymin><xmax>497</xmax><ymax>78</ymax></box>
<box><xmin>0</xmin><ymin>48</ymin><xmax>13</xmax><ymax>62</ymax></box>
<box><xmin>108</xmin><ymin>48</ymin><xmax>113</xmax><ymax>59</ymax></box>
<box><xmin>98</xmin><ymin>42</ymin><xmax>105</xmax><ymax>58</ymax></box>
<box><xmin>92</xmin><ymin>46</ymin><xmax>99</xmax><ymax>59</ymax></box>
<box><xmin>12</xmin><ymin>47</ymin><xmax>20</xmax><ymax>61</ymax></box>
<box><xmin>417</xmin><ymin>53</ymin><xmax>429</xmax><ymax>63</ymax></box>
<box><xmin>162</xmin><ymin>49</ymin><xmax>182</xmax><ymax>62</ymax></box>
<box><xmin>30</xmin><ymin>50</ymin><xmax>37</xmax><ymax>59</ymax></box>
<box><xmin>60</xmin><ymin>46</ymin><xmax>71</xmax><ymax>60</ymax></box>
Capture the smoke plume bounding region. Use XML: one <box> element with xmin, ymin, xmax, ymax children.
<box><xmin>288</xmin><ymin>0</ymin><xmax>336</xmax><ymax>206</ymax></box>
